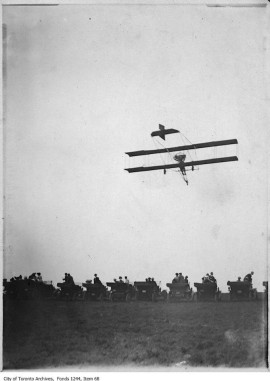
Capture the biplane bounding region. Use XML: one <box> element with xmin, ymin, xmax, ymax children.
<box><xmin>125</xmin><ymin>124</ymin><xmax>238</xmax><ymax>185</ymax></box>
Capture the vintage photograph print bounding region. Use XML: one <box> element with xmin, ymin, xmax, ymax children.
<box><xmin>2</xmin><ymin>1</ymin><xmax>269</xmax><ymax>370</ymax></box>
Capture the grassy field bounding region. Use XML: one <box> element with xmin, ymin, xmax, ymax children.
<box><xmin>3</xmin><ymin>299</ymin><xmax>268</xmax><ymax>369</ymax></box>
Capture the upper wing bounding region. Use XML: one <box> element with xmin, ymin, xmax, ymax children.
<box><xmin>126</xmin><ymin>139</ymin><xmax>238</xmax><ymax>157</ymax></box>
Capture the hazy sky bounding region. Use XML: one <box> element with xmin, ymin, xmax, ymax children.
<box><xmin>3</xmin><ymin>3</ymin><xmax>268</xmax><ymax>291</ymax></box>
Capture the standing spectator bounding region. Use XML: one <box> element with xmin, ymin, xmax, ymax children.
<box><xmin>94</xmin><ymin>274</ymin><xmax>101</xmax><ymax>284</ymax></box>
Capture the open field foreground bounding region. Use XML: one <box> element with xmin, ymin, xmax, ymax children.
<box><xmin>3</xmin><ymin>299</ymin><xmax>268</xmax><ymax>369</ymax></box>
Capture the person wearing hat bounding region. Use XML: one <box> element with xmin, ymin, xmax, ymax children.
<box><xmin>124</xmin><ymin>276</ymin><xmax>129</xmax><ymax>284</ymax></box>
<box><xmin>208</xmin><ymin>272</ymin><xmax>216</xmax><ymax>283</ymax></box>
<box><xmin>67</xmin><ymin>273</ymin><xmax>74</xmax><ymax>286</ymax></box>
<box><xmin>237</xmin><ymin>277</ymin><xmax>241</xmax><ymax>281</ymax></box>
<box><xmin>29</xmin><ymin>272</ymin><xmax>36</xmax><ymax>280</ymax></box>
<box><xmin>119</xmin><ymin>276</ymin><xmax>124</xmax><ymax>283</ymax></box>
<box><xmin>173</xmin><ymin>273</ymin><xmax>179</xmax><ymax>283</ymax></box>
<box><xmin>94</xmin><ymin>274</ymin><xmax>101</xmax><ymax>284</ymax></box>
<box><xmin>244</xmin><ymin>271</ymin><xmax>254</xmax><ymax>284</ymax></box>
<box><xmin>36</xmin><ymin>273</ymin><xmax>43</xmax><ymax>282</ymax></box>
<box><xmin>178</xmin><ymin>273</ymin><xmax>184</xmax><ymax>283</ymax></box>
<box><xmin>184</xmin><ymin>275</ymin><xmax>189</xmax><ymax>284</ymax></box>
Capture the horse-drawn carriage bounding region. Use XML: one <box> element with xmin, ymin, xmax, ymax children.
<box><xmin>166</xmin><ymin>282</ymin><xmax>193</xmax><ymax>302</ymax></box>
<box><xmin>56</xmin><ymin>282</ymin><xmax>84</xmax><ymax>300</ymax></box>
<box><xmin>227</xmin><ymin>281</ymin><xmax>257</xmax><ymax>301</ymax></box>
<box><xmin>193</xmin><ymin>282</ymin><xmax>221</xmax><ymax>302</ymax></box>
<box><xmin>134</xmin><ymin>281</ymin><xmax>167</xmax><ymax>302</ymax></box>
<box><xmin>3</xmin><ymin>278</ymin><xmax>55</xmax><ymax>300</ymax></box>
<box><xmin>106</xmin><ymin>282</ymin><xmax>135</xmax><ymax>302</ymax></box>
<box><xmin>82</xmin><ymin>281</ymin><xmax>107</xmax><ymax>301</ymax></box>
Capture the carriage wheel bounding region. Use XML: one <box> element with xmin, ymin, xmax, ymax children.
<box><xmin>31</xmin><ymin>288</ymin><xmax>39</xmax><ymax>300</ymax></box>
<box><xmin>249</xmin><ymin>290</ymin><xmax>257</xmax><ymax>301</ymax></box>
<box><xmin>253</xmin><ymin>289</ymin><xmax>257</xmax><ymax>300</ymax></box>
<box><xmin>71</xmin><ymin>292</ymin><xmax>76</xmax><ymax>301</ymax></box>
<box><xmin>80</xmin><ymin>291</ymin><xmax>86</xmax><ymax>301</ymax></box>
<box><xmin>160</xmin><ymin>290</ymin><xmax>167</xmax><ymax>302</ymax></box>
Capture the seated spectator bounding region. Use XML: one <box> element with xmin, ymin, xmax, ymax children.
<box><xmin>244</xmin><ymin>271</ymin><xmax>254</xmax><ymax>283</ymax></box>
<box><xmin>208</xmin><ymin>272</ymin><xmax>216</xmax><ymax>283</ymax></box>
<box><xmin>178</xmin><ymin>273</ymin><xmax>184</xmax><ymax>283</ymax></box>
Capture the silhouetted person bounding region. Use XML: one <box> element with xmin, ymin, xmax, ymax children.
<box><xmin>178</xmin><ymin>273</ymin><xmax>184</xmax><ymax>283</ymax></box>
<box><xmin>208</xmin><ymin>272</ymin><xmax>216</xmax><ymax>283</ymax></box>
<box><xmin>94</xmin><ymin>274</ymin><xmax>101</xmax><ymax>284</ymax></box>
<box><xmin>244</xmin><ymin>271</ymin><xmax>254</xmax><ymax>284</ymax></box>
<box><xmin>29</xmin><ymin>273</ymin><xmax>37</xmax><ymax>281</ymax></box>
<box><xmin>67</xmin><ymin>273</ymin><xmax>74</xmax><ymax>286</ymax></box>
